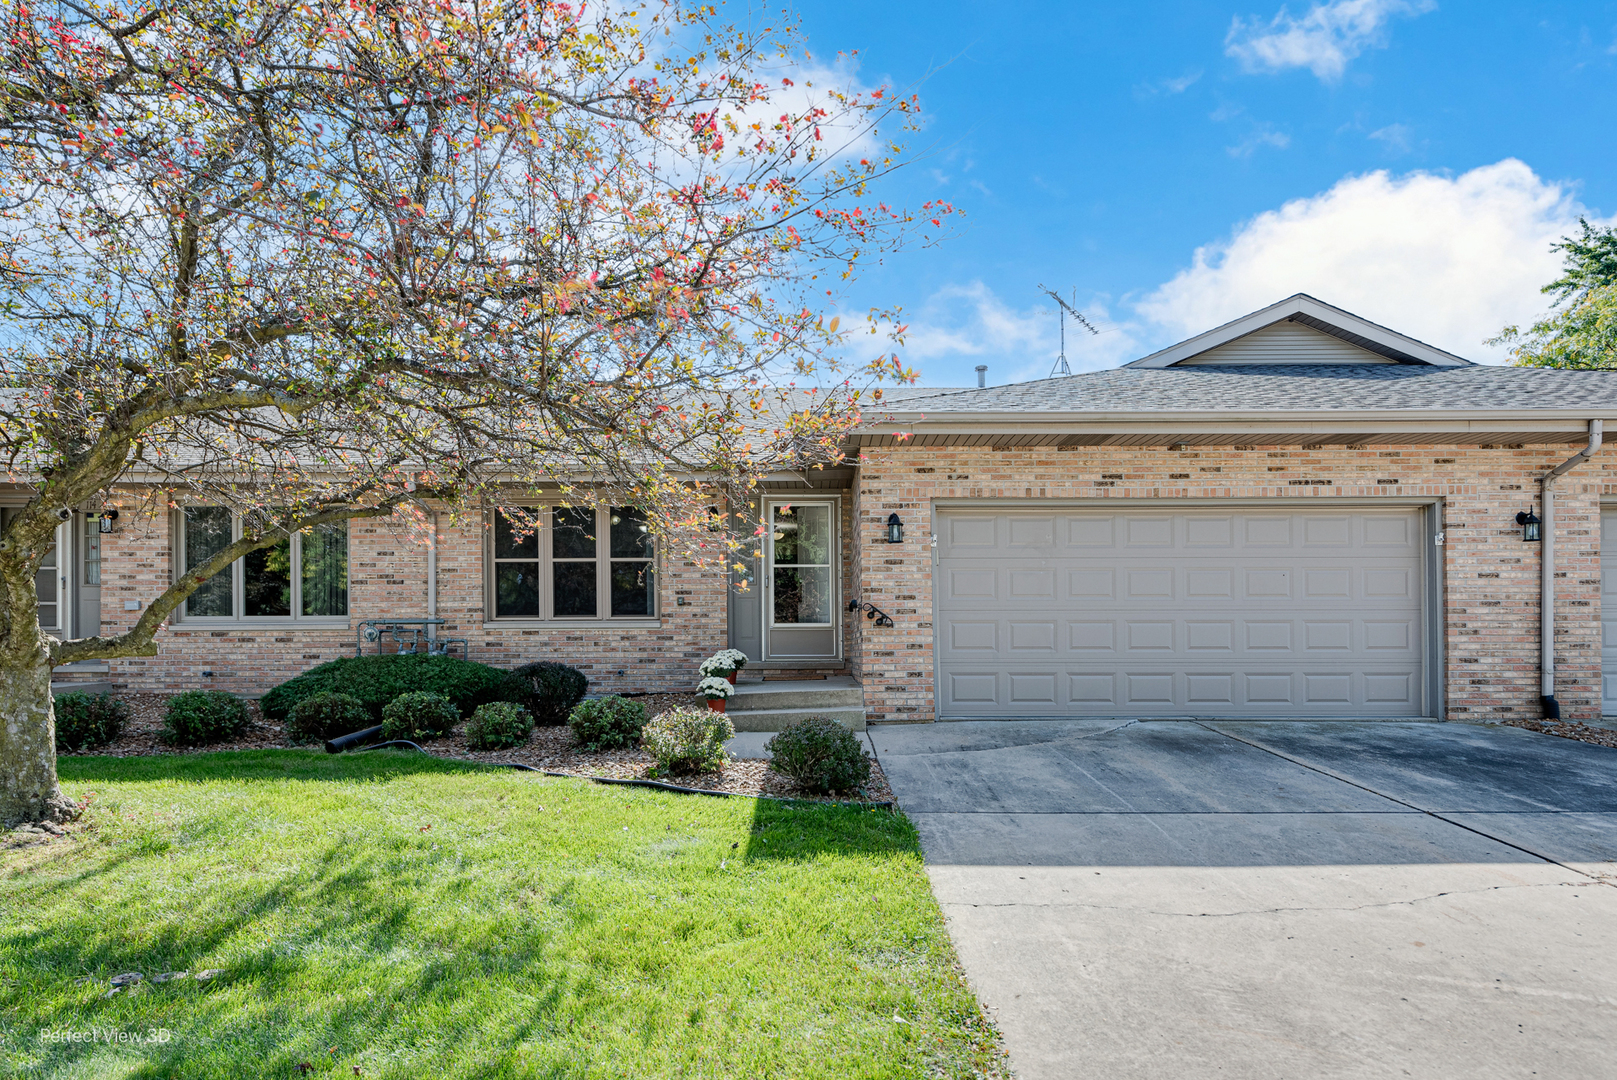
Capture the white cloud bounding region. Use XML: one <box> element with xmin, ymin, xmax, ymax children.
<box><xmin>1228</xmin><ymin>124</ymin><xmax>1291</xmax><ymax>157</ymax></box>
<box><xmin>1136</xmin><ymin>69</ymin><xmax>1204</xmax><ymax>98</ymax></box>
<box><xmin>1226</xmin><ymin>0</ymin><xmax>1437</xmax><ymax>81</ymax></box>
<box><xmin>898</xmin><ymin>282</ymin><xmax>1141</xmax><ymax>383</ymax></box>
<box><xmin>1137</xmin><ymin>159</ymin><xmax>1603</xmax><ymax>362</ymax></box>
<box><xmin>1367</xmin><ymin>122</ymin><xmax>1414</xmax><ymax>153</ymax></box>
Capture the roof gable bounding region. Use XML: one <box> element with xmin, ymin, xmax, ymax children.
<box><xmin>1126</xmin><ymin>294</ymin><xmax>1473</xmax><ymax>368</ymax></box>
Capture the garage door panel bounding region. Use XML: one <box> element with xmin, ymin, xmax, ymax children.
<box><xmin>1184</xmin><ymin>516</ymin><xmax>1234</xmax><ymax>547</ymax></box>
<box><xmin>1186</xmin><ymin>621</ymin><xmax>1235</xmax><ymax>651</ymax></box>
<box><xmin>1068</xmin><ymin>568</ymin><xmax>1116</xmax><ymax>599</ymax></box>
<box><xmin>1126</xmin><ymin>568</ymin><xmax>1175</xmax><ymax>598</ymax></box>
<box><xmin>1008</xmin><ymin>517</ymin><xmax>1055</xmax><ymax>547</ymax></box>
<box><xmin>937</xmin><ymin>508</ymin><xmax>1428</xmax><ymax>718</ymax></box>
<box><xmin>946</xmin><ymin>516</ymin><xmax>998</xmax><ymax>549</ymax></box>
<box><xmin>948</xmin><ymin>621</ymin><xmax>998</xmax><ymax>652</ymax></box>
<box><xmin>1068</xmin><ymin>621</ymin><xmax>1116</xmax><ymax>651</ymax></box>
<box><xmin>1303</xmin><ymin>516</ymin><xmax>1353</xmax><ymax>546</ymax></box>
<box><xmin>1127</xmin><ymin>622</ymin><xmax>1175</xmax><ymax>651</ymax></box>
<box><xmin>1008</xmin><ymin>621</ymin><xmax>1056</xmax><ymax>651</ymax></box>
<box><xmin>1303</xmin><ymin>567</ymin><xmax>1352</xmax><ymax>598</ymax></box>
<box><xmin>946</xmin><ymin>567</ymin><xmax>999</xmax><ymax>600</ymax></box>
<box><xmin>1186</xmin><ymin>568</ymin><xmax>1235</xmax><ymax>598</ymax></box>
<box><xmin>1125</xmin><ymin>517</ymin><xmax>1175</xmax><ymax>547</ymax></box>
<box><xmin>1244</xmin><ymin>567</ymin><xmax>1292</xmax><ymax>599</ymax></box>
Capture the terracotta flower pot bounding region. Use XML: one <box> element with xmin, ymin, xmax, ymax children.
<box><xmin>726</xmin><ymin>671</ymin><xmax>737</xmax><ymax>685</ymax></box>
<box><xmin>706</xmin><ymin>697</ymin><xmax>727</xmax><ymax>713</ymax></box>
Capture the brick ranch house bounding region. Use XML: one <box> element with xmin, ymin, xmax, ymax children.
<box><xmin>16</xmin><ymin>293</ymin><xmax>1617</xmax><ymax>724</ymax></box>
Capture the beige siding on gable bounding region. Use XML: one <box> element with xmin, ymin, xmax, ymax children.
<box><xmin>1176</xmin><ymin>320</ymin><xmax>1397</xmax><ymax>365</ymax></box>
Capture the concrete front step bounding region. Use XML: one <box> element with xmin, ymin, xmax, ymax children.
<box><xmin>726</xmin><ymin>704</ymin><xmax>867</xmax><ymax>733</ymax></box>
<box><xmin>728</xmin><ymin>676</ymin><xmax>863</xmax><ymax>713</ymax></box>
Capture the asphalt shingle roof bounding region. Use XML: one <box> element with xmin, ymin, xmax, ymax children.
<box><xmin>884</xmin><ymin>365</ymin><xmax>1617</xmax><ymax>414</ymax></box>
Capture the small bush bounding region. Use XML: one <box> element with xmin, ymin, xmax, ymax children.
<box><xmin>260</xmin><ymin>654</ymin><xmax>530</xmax><ymax>723</ymax></box>
<box><xmin>643</xmin><ymin>706</ymin><xmax>732</xmax><ymax>776</ymax></box>
<box><xmin>567</xmin><ymin>696</ymin><xmax>647</xmax><ymax>752</ymax></box>
<box><xmin>380</xmin><ymin>691</ymin><xmax>461</xmax><ymax>741</ymax></box>
<box><xmin>54</xmin><ymin>692</ymin><xmax>128</xmax><ymax>752</ymax></box>
<box><xmin>466</xmin><ymin>701</ymin><xmax>534</xmax><ymax>750</ymax></box>
<box><xmin>287</xmin><ymin>692</ymin><xmax>371</xmax><ymax>743</ymax></box>
<box><xmin>765</xmin><ymin>717</ymin><xmax>872</xmax><ymax>794</ymax></box>
<box><xmin>162</xmin><ymin>690</ymin><xmax>250</xmax><ymax>747</ymax></box>
<box><xmin>511</xmin><ymin>661</ymin><xmax>589</xmax><ymax>726</ymax></box>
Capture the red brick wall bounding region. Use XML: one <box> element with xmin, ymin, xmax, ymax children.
<box><xmin>850</xmin><ymin>442</ymin><xmax>1607</xmax><ymax>723</ymax></box>
<box><xmin>85</xmin><ymin>503</ymin><xmax>727</xmax><ymax>697</ymax></box>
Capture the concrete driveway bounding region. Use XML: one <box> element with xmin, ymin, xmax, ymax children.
<box><xmin>868</xmin><ymin>719</ymin><xmax>1617</xmax><ymax>1080</ymax></box>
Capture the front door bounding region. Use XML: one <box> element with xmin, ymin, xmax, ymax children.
<box><xmin>764</xmin><ymin>499</ymin><xmax>840</xmax><ymax>661</ymax></box>
<box><xmin>77</xmin><ymin>512</ymin><xmax>104</xmax><ymax>638</ymax></box>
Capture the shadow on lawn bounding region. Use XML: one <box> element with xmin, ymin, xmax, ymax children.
<box><xmin>741</xmin><ymin>797</ymin><xmax>920</xmax><ymax>863</ymax></box>
<box><xmin>7</xmin><ymin>801</ymin><xmax>573</xmax><ymax>1076</ymax></box>
<box><xmin>58</xmin><ymin>747</ymin><xmax>496</xmax><ymax>785</ymax></box>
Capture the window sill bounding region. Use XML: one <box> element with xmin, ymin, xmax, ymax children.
<box><xmin>481</xmin><ymin>619</ymin><xmax>663</xmax><ymax>630</ymax></box>
<box><xmin>170</xmin><ymin>619</ymin><xmax>352</xmax><ymax>630</ymax></box>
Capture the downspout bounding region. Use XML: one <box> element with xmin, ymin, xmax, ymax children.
<box><xmin>1539</xmin><ymin>419</ymin><xmax>1603</xmax><ymax>720</ymax></box>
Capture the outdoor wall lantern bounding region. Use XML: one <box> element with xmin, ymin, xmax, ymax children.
<box><xmin>1516</xmin><ymin>509</ymin><xmax>1541</xmax><ymax>543</ymax></box>
<box><xmin>97</xmin><ymin>509</ymin><xmax>120</xmax><ymax>533</ymax></box>
<box><xmin>886</xmin><ymin>512</ymin><xmax>904</xmax><ymax>544</ymax></box>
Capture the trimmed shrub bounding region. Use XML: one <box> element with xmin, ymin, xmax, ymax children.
<box><xmin>567</xmin><ymin>696</ymin><xmax>647</xmax><ymax>752</ymax></box>
<box><xmin>162</xmin><ymin>690</ymin><xmax>250</xmax><ymax>747</ymax></box>
<box><xmin>466</xmin><ymin>701</ymin><xmax>534</xmax><ymax>750</ymax></box>
<box><xmin>288</xmin><ymin>692</ymin><xmax>370</xmax><ymax>743</ymax></box>
<box><xmin>511</xmin><ymin>661</ymin><xmax>589</xmax><ymax>726</ymax></box>
<box><xmin>765</xmin><ymin>717</ymin><xmax>872</xmax><ymax>794</ymax></box>
<box><xmin>642</xmin><ymin>706</ymin><xmax>732</xmax><ymax>776</ymax></box>
<box><xmin>260</xmin><ymin>654</ymin><xmax>530</xmax><ymax>723</ymax></box>
<box><xmin>54</xmin><ymin>692</ymin><xmax>128</xmax><ymax>752</ymax></box>
<box><xmin>380</xmin><ymin>692</ymin><xmax>461</xmax><ymax>742</ymax></box>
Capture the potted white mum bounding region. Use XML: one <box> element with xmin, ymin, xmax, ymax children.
<box><xmin>698</xmin><ymin>648</ymin><xmax>749</xmax><ymax>685</ymax></box>
<box><xmin>698</xmin><ymin>676</ymin><xmax>736</xmax><ymax>713</ymax></box>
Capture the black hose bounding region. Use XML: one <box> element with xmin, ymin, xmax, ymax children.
<box><xmin>324</xmin><ymin>725</ymin><xmax>384</xmax><ymax>754</ymax></box>
<box><xmin>352</xmin><ymin>741</ymin><xmax>894</xmax><ymax>808</ymax></box>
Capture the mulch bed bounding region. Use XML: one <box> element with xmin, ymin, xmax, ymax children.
<box><xmin>58</xmin><ymin>693</ymin><xmax>893</xmax><ymax>806</ymax></box>
<box><xmin>1500</xmin><ymin>717</ymin><xmax>1617</xmax><ymax>750</ymax></box>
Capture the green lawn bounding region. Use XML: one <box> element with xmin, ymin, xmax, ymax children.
<box><xmin>0</xmin><ymin>751</ymin><xmax>1004</xmax><ymax>1079</ymax></box>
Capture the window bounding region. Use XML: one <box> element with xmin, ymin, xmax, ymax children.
<box><xmin>0</xmin><ymin>507</ymin><xmax>63</xmax><ymax>630</ymax></box>
<box><xmin>82</xmin><ymin>515</ymin><xmax>101</xmax><ymax>586</ymax></box>
<box><xmin>490</xmin><ymin>506</ymin><xmax>655</xmax><ymax>620</ymax></box>
<box><xmin>180</xmin><ymin>508</ymin><xmax>348</xmax><ymax>621</ymax></box>
<box><xmin>771</xmin><ymin>503</ymin><xmax>832</xmax><ymax>626</ymax></box>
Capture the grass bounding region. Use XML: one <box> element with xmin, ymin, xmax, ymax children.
<box><xmin>0</xmin><ymin>750</ymin><xmax>1003</xmax><ymax>1079</ymax></box>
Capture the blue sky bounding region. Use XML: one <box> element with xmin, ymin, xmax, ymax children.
<box><xmin>787</xmin><ymin>0</ymin><xmax>1617</xmax><ymax>384</ymax></box>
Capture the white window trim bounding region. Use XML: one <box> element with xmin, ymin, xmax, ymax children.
<box><xmin>484</xmin><ymin>505</ymin><xmax>659</xmax><ymax>624</ymax></box>
<box><xmin>172</xmin><ymin>509</ymin><xmax>351</xmax><ymax>626</ymax></box>
<box><xmin>766</xmin><ymin>497</ymin><xmax>839</xmax><ymax>630</ymax></box>
<box><xmin>0</xmin><ymin>505</ymin><xmax>68</xmax><ymax>634</ymax></box>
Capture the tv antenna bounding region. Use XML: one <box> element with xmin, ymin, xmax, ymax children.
<box><xmin>1038</xmin><ymin>285</ymin><xmax>1099</xmax><ymax>377</ymax></box>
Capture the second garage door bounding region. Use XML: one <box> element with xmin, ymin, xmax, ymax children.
<box><xmin>935</xmin><ymin>506</ymin><xmax>1431</xmax><ymax>719</ymax></box>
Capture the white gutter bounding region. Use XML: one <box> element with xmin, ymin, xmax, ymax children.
<box><xmin>1538</xmin><ymin>419</ymin><xmax>1603</xmax><ymax>720</ymax></box>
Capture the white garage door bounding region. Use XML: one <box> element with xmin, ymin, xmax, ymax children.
<box><xmin>935</xmin><ymin>507</ymin><xmax>1430</xmax><ymax>718</ymax></box>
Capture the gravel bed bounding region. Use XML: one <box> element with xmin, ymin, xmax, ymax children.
<box><xmin>59</xmin><ymin>692</ymin><xmax>893</xmax><ymax>805</ymax></box>
<box><xmin>1501</xmin><ymin>717</ymin><xmax>1617</xmax><ymax>750</ymax></box>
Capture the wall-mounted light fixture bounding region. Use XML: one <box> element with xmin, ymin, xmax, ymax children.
<box><xmin>98</xmin><ymin>509</ymin><xmax>120</xmax><ymax>534</ymax></box>
<box><xmin>886</xmin><ymin>512</ymin><xmax>904</xmax><ymax>544</ymax></box>
<box><xmin>1516</xmin><ymin>509</ymin><xmax>1541</xmax><ymax>543</ymax></box>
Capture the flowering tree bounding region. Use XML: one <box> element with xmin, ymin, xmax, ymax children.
<box><xmin>0</xmin><ymin>0</ymin><xmax>949</xmax><ymax>824</ymax></box>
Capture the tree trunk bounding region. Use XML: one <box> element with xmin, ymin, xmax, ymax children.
<box><xmin>0</xmin><ymin>634</ymin><xmax>72</xmax><ymax>827</ymax></box>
